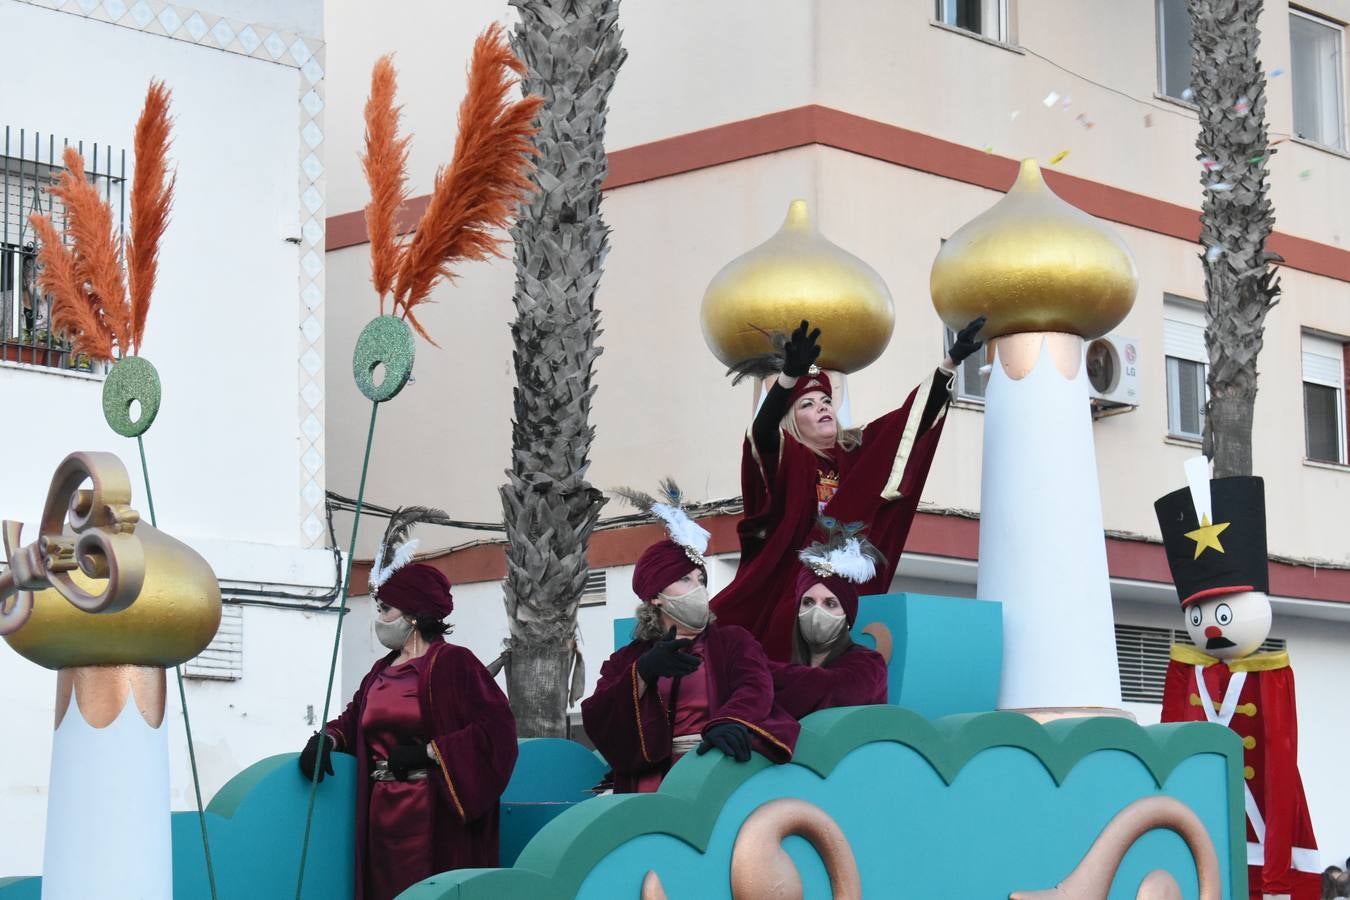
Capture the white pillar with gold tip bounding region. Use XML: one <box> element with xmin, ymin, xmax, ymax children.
<box><xmin>931</xmin><ymin>160</ymin><xmax>1139</xmax><ymax>711</ymax></box>
<box><xmin>1</xmin><ymin>452</ymin><xmax>221</xmax><ymax>900</ymax></box>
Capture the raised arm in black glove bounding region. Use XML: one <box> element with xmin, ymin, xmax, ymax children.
<box><xmin>696</xmin><ymin>721</ymin><xmax>752</xmax><ymax>762</ymax></box>
<box><xmin>946</xmin><ymin>315</ymin><xmax>988</xmax><ymax>366</ymax></box>
<box><xmin>298</xmin><ymin>731</ymin><xmax>335</xmax><ymax>783</ymax></box>
<box><xmin>781</xmin><ymin>319</ymin><xmax>823</xmax><ymax>378</ymax></box>
<box><xmin>388</xmin><ymin>742</ymin><xmax>434</xmax><ymax>780</ymax></box>
<box><xmin>636</xmin><ymin>627</ymin><xmax>702</xmax><ymax>686</ymax></box>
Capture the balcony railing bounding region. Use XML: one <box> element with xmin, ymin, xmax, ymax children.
<box><xmin>2</xmin><ymin>127</ymin><xmax>124</xmax><ymax>375</ymax></box>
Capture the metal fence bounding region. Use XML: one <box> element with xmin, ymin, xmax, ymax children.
<box><xmin>2</xmin><ymin>127</ymin><xmax>124</xmax><ymax>373</ymax></box>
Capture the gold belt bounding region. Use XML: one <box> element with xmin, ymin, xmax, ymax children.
<box><xmin>371</xmin><ymin>758</ymin><xmax>428</xmax><ymax>782</ymax></box>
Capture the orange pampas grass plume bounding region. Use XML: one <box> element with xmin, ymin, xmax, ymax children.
<box><xmin>362</xmin><ymin>55</ymin><xmax>411</xmax><ymax>313</ymax></box>
<box><xmin>126</xmin><ymin>79</ymin><xmax>176</xmax><ymax>355</ymax></box>
<box><xmin>29</xmin><ymin>81</ymin><xmax>175</xmax><ymax>361</ymax></box>
<box><xmin>361</xmin><ymin>23</ymin><xmax>542</xmax><ymax>344</ymax></box>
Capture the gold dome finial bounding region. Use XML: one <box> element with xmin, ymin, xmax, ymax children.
<box><xmin>701</xmin><ymin>199</ymin><xmax>895</xmax><ymax>375</ymax></box>
<box><xmin>930</xmin><ymin>159</ymin><xmax>1138</xmax><ymax>340</ymax></box>
<box><xmin>2</xmin><ymin>452</ymin><xmax>221</xmax><ymax>670</ymax></box>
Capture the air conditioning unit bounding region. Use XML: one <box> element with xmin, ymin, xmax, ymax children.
<box><xmin>1086</xmin><ymin>334</ymin><xmax>1140</xmax><ymax>416</ymax></box>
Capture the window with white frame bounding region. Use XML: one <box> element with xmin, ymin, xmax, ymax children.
<box><xmin>1156</xmin><ymin>0</ymin><xmax>1195</xmax><ymax>101</ymax></box>
<box><xmin>935</xmin><ymin>0</ymin><xmax>1009</xmax><ymax>43</ymax></box>
<box><xmin>1302</xmin><ymin>331</ymin><xmax>1346</xmax><ymax>464</ymax></box>
<box><xmin>944</xmin><ymin>325</ymin><xmax>986</xmax><ymax>402</ymax></box>
<box><xmin>1290</xmin><ymin>8</ymin><xmax>1346</xmax><ymax>150</ymax></box>
<box><xmin>1164</xmin><ymin>298</ymin><xmax>1208</xmax><ymax>440</ymax></box>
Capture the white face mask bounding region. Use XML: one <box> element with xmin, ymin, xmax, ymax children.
<box><xmin>657</xmin><ymin>585</ymin><xmax>711</xmax><ymax>633</ymax></box>
<box><xmin>798</xmin><ymin>605</ymin><xmax>847</xmax><ymax>649</ymax></box>
<box><xmin>374</xmin><ymin>615</ymin><xmax>415</xmax><ymax>651</ymax></box>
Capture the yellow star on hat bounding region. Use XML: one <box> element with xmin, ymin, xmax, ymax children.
<box><xmin>1185</xmin><ymin>515</ymin><xmax>1230</xmax><ymax>559</ymax></box>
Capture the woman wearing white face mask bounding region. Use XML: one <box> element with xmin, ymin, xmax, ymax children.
<box><xmin>583</xmin><ymin>488</ymin><xmax>799</xmax><ymax>793</ymax></box>
<box><xmin>296</xmin><ymin>561</ymin><xmax>517</xmax><ymax>899</ymax></box>
<box><xmin>771</xmin><ymin>529</ymin><xmax>889</xmax><ymax>720</ymax></box>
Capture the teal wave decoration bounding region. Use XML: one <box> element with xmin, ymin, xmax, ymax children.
<box><xmin>402</xmin><ymin>707</ymin><xmax>1246</xmax><ymax>899</ymax></box>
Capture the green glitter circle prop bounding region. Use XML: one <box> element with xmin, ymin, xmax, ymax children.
<box><xmin>353</xmin><ymin>315</ymin><xmax>415</xmax><ymax>402</ymax></box>
<box><xmin>102</xmin><ymin>356</ymin><xmax>162</xmax><ymax>437</ymax></box>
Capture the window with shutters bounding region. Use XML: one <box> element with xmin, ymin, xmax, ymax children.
<box><xmin>934</xmin><ymin>0</ymin><xmax>1010</xmax><ymax>43</ymax></box>
<box><xmin>579</xmin><ymin>569</ymin><xmax>607</xmax><ymax>608</ymax></box>
<box><xmin>183</xmin><ymin>604</ymin><xmax>243</xmax><ymax>681</ymax></box>
<box><xmin>1302</xmin><ymin>331</ymin><xmax>1347</xmax><ymax>464</ymax></box>
<box><xmin>1156</xmin><ymin>0</ymin><xmax>1195</xmax><ymax>101</ymax></box>
<box><xmin>1291</xmin><ymin>8</ymin><xmax>1347</xmax><ymax>150</ymax></box>
<box><xmin>1163</xmin><ymin>297</ymin><xmax>1207</xmax><ymax>440</ymax></box>
<box><xmin>1116</xmin><ymin>623</ymin><xmax>1286</xmax><ymax>704</ymax></box>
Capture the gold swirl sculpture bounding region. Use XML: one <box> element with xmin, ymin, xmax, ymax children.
<box><xmin>930</xmin><ymin>159</ymin><xmax>1138</xmax><ymax>341</ymax></box>
<box><xmin>701</xmin><ymin>200</ymin><xmax>895</xmax><ymax>374</ymax></box>
<box><xmin>1009</xmin><ymin>795</ymin><xmax>1221</xmax><ymax>900</ymax></box>
<box><xmin>2</xmin><ymin>451</ymin><xmax>221</xmax><ymax>669</ymax></box>
<box><xmin>643</xmin><ymin>797</ymin><xmax>861</xmax><ymax>899</ymax></box>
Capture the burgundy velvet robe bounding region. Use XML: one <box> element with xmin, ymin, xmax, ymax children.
<box><xmin>770</xmin><ymin>644</ymin><xmax>889</xmax><ymax>719</ymax></box>
<box><xmin>581</xmin><ymin>623</ymin><xmax>799</xmax><ymax>792</ymax></box>
<box><xmin>327</xmin><ymin>639</ymin><xmax>518</xmax><ymax>898</ymax></box>
<box><xmin>713</xmin><ymin>372</ymin><xmax>952</xmax><ymax>661</ymax></box>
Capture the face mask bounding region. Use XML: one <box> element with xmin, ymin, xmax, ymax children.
<box><xmin>374</xmin><ymin>615</ymin><xmax>415</xmax><ymax>651</ymax></box>
<box><xmin>798</xmin><ymin>605</ymin><xmax>847</xmax><ymax>648</ymax></box>
<box><xmin>657</xmin><ymin>585</ymin><xmax>711</xmax><ymax>633</ymax></box>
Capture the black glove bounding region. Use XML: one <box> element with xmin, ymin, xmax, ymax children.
<box><xmin>781</xmin><ymin>320</ymin><xmax>823</xmax><ymax>378</ymax></box>
<box><xmin>298</xmin><ymin>731</ymin><xmax>335</xmax><ymax>783</ymax></box>
<box><xmin>696</xmin><ymin>721</ymin><xmax>752</xmax><ymax>762</ymax></box>
<box><xmin>636</xmin><ymin>627</ymin><xmax>702</xmax><ymax>685</ymax></box>
<box><xmin>388</xmin><ymin>742</ymin><xmax>434</xmax><ymax>780</ymax></box>
<box><xmin>946</xmin><ymin>315</ymin><xmax>987</xmax><ymax>365</ymax></box>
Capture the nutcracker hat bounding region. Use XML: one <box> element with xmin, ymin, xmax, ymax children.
<box><xmin>612</xmin><ymin>478</ymin><xmax>711</xmax><ymax>601</ymax></box>
<box><xmin>1153</xmin><ymin>460</ymin><xmax>1269</xmax><ymax>607</ymax></box>
<box><xmin>797</xmin><ymin>518</ymin><xmax>887</xmax><ymax>625</ymax></box>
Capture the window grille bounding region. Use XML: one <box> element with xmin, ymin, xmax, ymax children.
<box><xmin>579</xmin><ymin>569</ymin><xmax>607</xmax><ymax>608</ymax></box>
<box><xmin>1115</xmin><ymin>623</ymin><xmax>1286</xmax><ymax>704</ymax></box>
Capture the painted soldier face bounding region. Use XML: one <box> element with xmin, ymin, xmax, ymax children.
<box><xmin>1183</xmin><ymin>590</ymin><xmax>1272</xmax><ymax>660</ymax></box>
<box><xmin>793</xmin><ymin>391</ymin><xmax>837</xmax><ymax>447</ymax></box>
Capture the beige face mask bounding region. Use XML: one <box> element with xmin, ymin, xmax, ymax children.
<box><xmin>798</xmin><ymin>605</ymin><xmax>847</xmax><ymax>648</ymax></box>
<box><xmin>657</xmin><ymin>585</ymin><xmax>711</xmax><ymax>633</ymax></box>
<box><xmin>374</xmin><ymin>615</ymin><xmax>414</xmax><ymax>651</ymax></box>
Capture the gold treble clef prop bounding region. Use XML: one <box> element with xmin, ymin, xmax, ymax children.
<box><xmin>0</xmin><ymin>452</ymin><xmax>145</xmax><ymax>635</ymax></box>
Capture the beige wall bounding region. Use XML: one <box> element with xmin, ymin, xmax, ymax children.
<box><xmin>323</xmin><ymin>1</ymin><xmax>1350</xmax><ymax>567</ymax></box>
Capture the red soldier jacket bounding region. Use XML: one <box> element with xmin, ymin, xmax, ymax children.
<box><xmin>1161</xmin><ymin>644</ymin><xmax>1320</xmax><ymax>898</ymax></box>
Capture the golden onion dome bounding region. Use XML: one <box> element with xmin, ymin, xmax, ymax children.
<box><xmin>5</xmin><ymin>524</ymin><xmax>221</xmax><ymax>670</ymax></box>
<box><xmin>701</xmin><ymin>199</ymin><xmax>895</xmax><ymax>374</ymax></box>
<box><xmin>930</xmin><ymin>158</ymin><xmax>1138</xmax><ymax>340</ymax></box>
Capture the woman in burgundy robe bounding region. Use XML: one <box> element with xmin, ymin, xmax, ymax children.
<box><xmin>582</xmin><ymin>539</ymin><xmax>799</xmax><ymax>793</ymax></box>
<box><xmin>297</xmin><ymin>564</ymin><xmax>517</xmax><ymax>900</ymax></box>
<box><xmin>712</xmin><ymin>318</ymin><xmax>985</xmax><ymax>661</ymax></box>
<box><xmin>772</xmin><ymin>566</ymin><xmax>889</xmax><ymax>719</ymax></box>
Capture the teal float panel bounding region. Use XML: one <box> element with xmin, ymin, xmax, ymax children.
<box><xmin>401</xmin><ymin>708</ymin><xmax>1247</xmax><ymax>900</ymax></box>
<box><xmin>501</xmin><ymin>738</ymin><xmax>608</xmax><ymax>867</ymax></box>
<box><xmin>0</xmin><ymin>753</ymin><xmax>356</xmax><ymax>900</ymax></box>
<box><xmin>853</xmin><ymin>592</ymin><xmax>1002</xmax><ymax>718</ymax></box>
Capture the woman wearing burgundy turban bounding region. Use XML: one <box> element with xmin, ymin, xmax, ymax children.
<box><xmin>712</xmin><ymin>317</ymin><xmax>986</xmax><ymax>661</ymax></box>
<box><xmin>771</xmin><ymin>550</ymin><xmax>889</xmax><ymax>719</ymax></box>
<box><xmin>297</xmin><ymin>562</ymin><xmax>517</xmax><ymax>899</ymax></box>
<box><xmin>581</xmin><ymin>512</ymin><xmax>799</xmax><ymax>793</ymax></box>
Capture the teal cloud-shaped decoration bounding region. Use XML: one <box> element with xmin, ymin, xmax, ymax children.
<box><xmin>402</xmin><ymin>707</ymin><xmax>1246</xmax><ymax>899</ymax></box>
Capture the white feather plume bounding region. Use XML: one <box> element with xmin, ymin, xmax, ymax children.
<box><xmin>799</xmin><ymin>537</ymin><xmax>878</xmax><ymax>585</ymax></box>
<box><xmin>650</xmin><ymin>502</ymin><xmax>710</xmax><ymax>557</ymax></box>
<box><xmin>370</xmin><ymin>538</ymin><xmax>420</xmax><ymax>590</ymax></box>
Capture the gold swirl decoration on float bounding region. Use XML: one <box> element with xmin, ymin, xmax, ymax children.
<box><xmin>642</xmin><ymin>797</ymin><xmax>861</xmax><ymax>899</ymax></box>
<box><xmin>701</xmin><ymin>200</ymin><xmax>895</xmax><ymax>375</ymax></box>
<box><xmin>2</xmin><ymin>451</ymin><xmax>221</xmax><ymax>670</ymax></box>
<box><xmin>1009</xmin><ymin>795</ymin><xmax>1221</xmax><ymax>900</ymax></box>
<box><xmin>930</xmin><ymin>159</ymin><xmax>1138</xmax><ymax>342</ymax></box>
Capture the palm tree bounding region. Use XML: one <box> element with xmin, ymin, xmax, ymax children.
<box><xmin>1189</xmin><ymin>0</ymin><xmax>1281</xmax><ymax>477</ymax></box>
<box><xmin>500</xmin><ymin>0</ymin><xmax>626</xmax><ymax>736</ymax></box>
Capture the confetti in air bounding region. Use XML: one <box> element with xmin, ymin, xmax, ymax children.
<box><xmin>1248</xmin><ymin>154</ymin><xmax>1267</xmax><ymax>165</ymax></box>
<box><xmin>1060</xmin><ymin>95</ymin><xmax>1073</xmax><ymax>109</ymax></box>
<box><xmin>983</xmin><ymin>145</ymin><xmax>994</xmax><ymax>154</ymax></box>
<box><xmin>1208</xmin><ymin>181</ymin><xmax>1234</xmax><ymax>192</ymax></box>
<box><xmin>1200</xmin><ymin>157</ymin><xmax>1221</xmax><ymax>171</ymax></box>
<box><xmin>1205</xmin><ymin>245</ymin><xmax>1226</xmax><ymax>264</ymax></box>
<box><xmin>1181</xmin><ymin>87</ymin><xmax>1195</xmax><ymax>101</ymax></box>
<box><xmin>1010</xmin><ymin>110</ymin><xmax>1021</xmax><ymax>121</ymax></box>
<box><xmin>1299</xmin><ymin>169</ymin><xmax>1313</xmax><ymax>180</ymax></box>
<box><xmin>1270</xmin><ymin>67</ymin><xmax>1285</xmax><ymax>77</ymax></box>
<box><xmin>1049</xmin><ymin>150</ymin><xmax>1069</xmax><ymax>165</ymax></box>
<box><xmin>1043</xmin><ymin>91</ymin><xmax>1060</xmax><ymax>108</ymax></box>
<box><xmin>1075</xmin><ymin>114</ymin><xmax>1095</xmax><ymax>129</ymax></box>
<box><xmin>1144</xmin><ymin>113</ymin><xmax>1154</xmax><ymax>127</ymax></box>
<box><xmin>1234</xmin><ymin>95</ymin><xmax>1251</xmax><ymax>115</ymax></box>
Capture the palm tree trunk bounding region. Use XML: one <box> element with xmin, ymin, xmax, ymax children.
<box><xmin>1189</xmin><ymin>0</ymin><xmax>1281</xmax><ymax>478</ymax></box>
<box><xmin>501</xmin><ymin>0</ymin><xmax>625</xmax><ymax>737</ymax></box>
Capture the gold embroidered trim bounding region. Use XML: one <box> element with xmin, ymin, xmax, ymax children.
<box><xmin>881</xmin><ymin>372</ymin><xmax>950</xmax><ymax>502</ymax></box>
<box><xmin>718</xmin><ymin>716</ymin><xmax>793</xmax><ymax>759</ymax></box>
<box><xmin>632</xmin><ymin>662</ymin><xmax>654</xmax><ymax>763</ymax></box>
<box><xmin>1170</xmin><ymin>644</ymin><xmax>1290</xmax><ymax>673</ymax></box>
